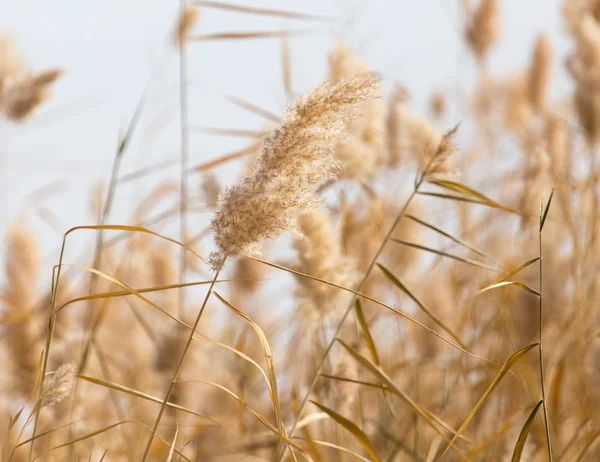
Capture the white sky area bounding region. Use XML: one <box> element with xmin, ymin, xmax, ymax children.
<box><xmin>0</xmin><ymin>0</ymin><xmax>571</xmax><ymax>270</ymax></box>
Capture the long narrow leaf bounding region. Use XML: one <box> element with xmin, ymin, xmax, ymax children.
<box><xmin>512</xmin><ymin>401</ymin><xmax>543</xmax><ymax>462</ymax></box>
<box><xmin>336</xmin><ymin>340</ymin><xmax>470</xmax><ymax>447</ymax></box>
<box><xmin>377</xmin><ymin>263</ymin><xmax>468</xmax><ymax>349</ymax></box>
<box><xmin>441</xmin><ymin>343</ymin><xmax>538</xmax><ymax>456</ymax></box>
<box><xmin>427</xmin><ymin>179</ymin><xmax>521</xmax><ymax>215</ymax></box>
<box><xmin>474</xmin><ymin>258</ymin><xmax>540</xmax><ymax>296</ymax></box>
<box><xmin>212</xmin><ymin>292</ymin><xmax>284</xmax><ymax>454</ymax></box>
<box><xmin>355</xmin><ymin>299</ymin><xmax>379</xmax><ymax>365</ymax></box>
<box><xmin>474</xmin><ymin>281</ymin><xmax>540</xmax><ymax>297</ymax></box>
<box><xmin>405</xmin><ymin>214</ymin><xmax>499</xmax><ymax>264</ymax></box>
<box><xmin>310</xmin><ymin>401</ymin><xmax>382</xmax><ymax>462</ymax></box>
<box><xmin>390</xmin><ymin>239</ymin><xmax>498</xmax><ymax>272</ymax></box>
<box><xmin>540</xmin><ymin>188</ymin><xmax>554</xmax><ymax>232</ymax></box>
<box><xmin>77</xmin><ymin>375</ymin><xmax>225</xmax><ymax>429</ymax></box>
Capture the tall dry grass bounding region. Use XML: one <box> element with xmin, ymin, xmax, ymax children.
<box><xmin>1</xmin><ymin>1</ymin><xmax>600</xmax><ymax>461</ymax></box>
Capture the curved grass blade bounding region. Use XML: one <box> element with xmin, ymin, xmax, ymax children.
<box><xmin>512</xmin><ymin>401</ymin><xmax>543</xmax><ymax>462</ymax></box>
<box><xmin>427</xmin><ymin>179</ymin><xmax>521</xmax><ymax>215</ymax></box>
<box><xmin>474</xmin><ymin>258</ymin><xmax>540</xmax><ymax>296</ymax></box>
<box><xmin>377</xmin><ymin>263</ymin><xmax>468</xmax><ymax>349</ymax></box>
<box><xmin>212</xmin><ymin>292</ymin><xmax>284</xmax><ymax>455</ymax></box>
<box><xmin>57</xmin><ymin>279</ymin><xmax>232</xmax><ymax>313</ymax></box>
<box><xmin>355</xmin><ymin>299</ymin><xmax>379</xmax><ymax>365</ymax></box>
<box><xmin>310</xmin><ymin>401</ymin><xmax>382</xmax><ymax>462</ymax></box>
<box><xmin>304</xmin><ymin>439</ymin><xmax>374</xmax><ymax>462</ymax></box>
<box><xmin>474</xmin><ymin>281</ymin><xmax>540</xmax><ymax>297</ymax></box>
<box><xmin>177</xmin><ymin>379</ymin><xmax>312</xmax><ymax>461</ymax></box>
<box><xmin>441</xmin><ymin>343</ymin><xmax>538</xmax><ymax>457</ymax></box>
<box><xmin>390</xmin><ymin>239</ymin><xmax>498</xmax><ymax>272</ymax></box>
<box><xmin>49</xmin><ymin>420</ymin><xmax>192</xmax><ymax>461</ymax></box>
<box><xmin>251</xmin><ymin>257</ymin><xmax>501</xmax><ymax>368</ymax></box>
<box><xmin>65</xmin><ymin>224</ymin><xmax>206</xmax><ymax>263</ymax></box>
<box><xmin>540</xmin><ymin>188</ymin><xmax>554</xmax><ymax>232</ymax></box>
<box><xmin>63</xmin><ymin>264</ymin><xmax>192</xmax><ymax>329</ymax></box>
<box><xmin>193</xmin><ymin>332</ymin><xmax>272</xmax><ymax>393</ymax></box>
<box><xmin>336</xmin><ymin>340</ymin><xmax>470</xmax><ymax>447</ymax></box>
<box><xmin>417</xmin><ymin>191</ymin><xmax>488</xmax><ymax>206</ymax></box>
<box><xmin>405</xmin><ymin>214</ymin><xmax>499</xmax><ymax>265</ymax></box>
<box><xmin>77</xmin><ymin>375</ymin><xmax>226</xmax><ymax>429</ymax></box>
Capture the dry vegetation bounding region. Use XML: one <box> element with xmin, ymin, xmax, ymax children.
<box><xmin>2</xmin><ymin>0</ymin><xmax>600</xmax><ymax>461</ymax></box>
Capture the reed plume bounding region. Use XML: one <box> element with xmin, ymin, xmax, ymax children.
<box><xmin>209</xmin><ymin>74</ymin><xmax>380</xmax><ymax>269</ymax></box>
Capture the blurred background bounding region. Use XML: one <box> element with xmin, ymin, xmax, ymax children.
<box><xmin>0</xmin><ymin>0</ymin><xmax>567</xmax><ymax>257</ymax></box>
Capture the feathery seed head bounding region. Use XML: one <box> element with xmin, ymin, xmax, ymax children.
<box><xmin>39</xmin><ymin>363</ymin><xmax>77</xmax><ymax>408</ymax></box>
<box><xmin>465</xmin><ymin>0</ymin><xmax>500</xmax><ymax>59</ymax></box>
<box><xmin>208</xmin><ymin>74</ymin><xmax>379</xmax><ymax>270</ymax></box>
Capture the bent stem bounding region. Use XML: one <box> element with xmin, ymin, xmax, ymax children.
<box><xmin>281</xmin><ymin>182</ymin><xmax>421</xmax><ymax>460</ymax></box>
<box><xmin>141</xmin><ymin>267</ymin><xmax>221</xmax><ymax>461</ymax></box>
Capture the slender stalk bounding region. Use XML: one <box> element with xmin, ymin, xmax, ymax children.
<box><xmin>178</xmin><ymin>0</ymin><xmax>190</xmax><ymax>320</ymax></box>
<box><xmin>64</xmin><ymin>95</ymin><xmax>146</xmax><ymax>456</ymax></box>
<box><xmin>281</xmin><ymin>186</ymin><xmax>419</xmax><ymax>460</ymax></box>
<box><xmin>539</xmin><ymin>217</ymin><xmax>553</xmax><ymax>461</ymax></box>
<box><xmin>29</xmin><ymin>239</ymin><xmax>67</xmax><ymax>461</ymax></box>
<box><xmin>141</xmin><ymin>268</ymin><xmax>221</xmax><ymax>461</ymax></box>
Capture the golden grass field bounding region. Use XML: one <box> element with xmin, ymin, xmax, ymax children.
<box><xmin>1</xmin><ymin>0</ymin><xmax>600</xmax><ymax>460</ymax></box>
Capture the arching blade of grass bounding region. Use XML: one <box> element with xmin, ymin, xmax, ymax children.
<box><xmin>377</xmin><ymin>263</ymin><xmax>468</xmax><ymax>349</ymax></box>
<box><xmin>320</xmin><ymin>374</ymin><xmax>387</xmax><ymax>390</ymax></box>
<box><xmin>66</xmin><ymin>224</ymin><xmax>206</xmax><ymax>263</ymax></box>
<box><xmin>177</xmin><ymin>380</ymin><xmax>312</xmax><ymax>461</ymax></box>
<box><xmin>511</xmin><ymin>401</ymin><xmax>543</xmax><ymax>462</ymax></box>
<box><xmin>64</xmin><ymin>264</ymin><xmax>192</xmax><ymax>329</ymax></box>
<box><xmin>193</xmin><ymin>332</ymin><xmax>272</xmax><ymax>393</ymax></box>
<box><xmin>77</xmin><ymin>375</ymin><xmax>227</xmax><ymax>430</ymax></box>
<box><xmin>298</xmin><ymin>439</ymin><xmax>372</xmax><ymax>462</ymax></box>
<box><xmin>417</xmin><ymin>191</ymin><xmax>488</xmax><ymax>206</ymax></box>
<box><xmin>56</xmin><ymin>278</ymin><xmax>233</xmax><ymax>313</ymax></box>
<box><xmin>390</xmin><ymin>239</ymin><xmax>498</xmax><ymax>272</ymax></box>
<box><xmin>474</xmin><ymin>258</ymin><xmax>540</xmax><ymax>296</ymax></box>
<box><xmin>355</xmin><ymin>299</ymin><xmax>379</xmax><ymax>365</ymax></box>
<box><xmin>474</xmin><ymin>281</ymin><xmax>540</xmax><ymax>297</ymax></box>
<box><xmin>212</xmin><ymin>291</ymin><xmax>284</xmax><ymax>455</ymax></box>
<box><xmin>48</xmin><ymin>421</ymin><xmax>192</xmax><ymax>461</ymax></box>
<box><xmin>336</xmin><ymin>340</ymin><xmax>470</xmax><ymax>447</ymax></box>
<box><xmin>252</xmin><ymin>257</ymin><xmax>500</xmax><ymax>367</ymax></box>
<box><xmin>405</xmin><ymin>214</ymin><xmax>499</xmax><ymax>264</ymax></box>
<box><xmin>441</xmin><ymin>343</ymin><xmax>538</xmax><ymax>457</ymax></box>
<box><xmin>426</xmin><ymin>179</ymin><xmax>522</xmax><ymax>215</ymax></box>
<box><xmin>310</xmin><ymin>401</ymin><xmax>382</xmax><ymax>462</ymax></box>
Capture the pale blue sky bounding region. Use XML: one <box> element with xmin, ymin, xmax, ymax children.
<box><xmin>0</xmin><ymin>0</ymin><xmax>569</xmax><ymax>264</ymax></box>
